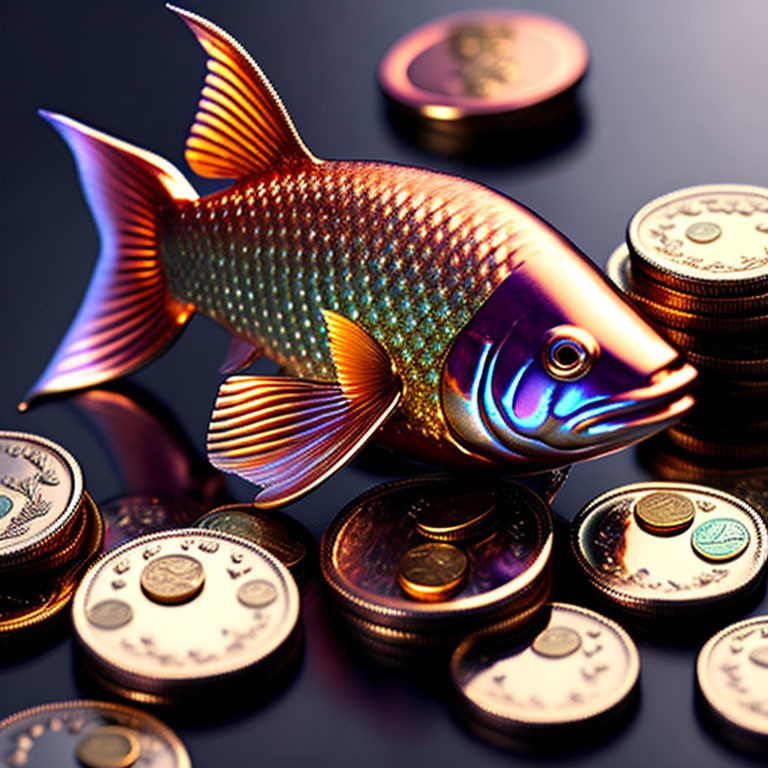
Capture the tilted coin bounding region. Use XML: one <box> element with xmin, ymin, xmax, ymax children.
<box><xmin>397</xmin><ymin>542</ymin><xmax>468</xmax><ymax>602</ymax></box>
<box><xmin>139</xmin><ymin>555</ymin><xmax>205</xmax><ymax>605</ymax></box>
<box><xmin>0</xmin><ymin>431</ymin><xmax>84</xmax><ymax>570</ymax></box>
<box><xmin>378</xmin><ymin>10</ymin><xmax>588</xmax><ymax>122</ymax></box>
<box><xmin>409</xmin><ymin>490</ymin><xmax>496</xmax><ymax>541</ymax></box>
<box><xmin>697</xmin><ymin>615</ymin><xmax>768</xmax><ymax>744</ymax></box>
<box><xmin>627</xmin><ymin>184</ymin><xmax>768</xmax><ymax>296</ymax></box>
<box><xmin>321</xmin><ymin>475</ymin><xmax>552</xmax><ymax>642</ymax></box>
<box><xmin>634</xmin><ymin>491</ymin><xmax>695</xmax><ymax>534</ymax></box>
<box><xmin>75</xmin><ymin>725</ymin><xmax>140</xmax><ymax>768</ymax></box>
<box><xmin>0</xmin><ymin>700</ymin><xmax>190</xmax><ymax>768</ymax></box>
<box><xmin>195</xmin><ymin>504</ymin><xmax>311</xmax><ymax>576</ymax></box>
<box><xmin>451</xmin><ymin>603</ymin><xmax>640</xmax><ymax>734</ymax></box>
<box><xmin>570</xmin><ymin>482</ymin><xmax>767</xmax><ymax>620</ymax></box>
<box><xmin>72</xmin><ymin>529</ymin><xmax>300</xmax><ymax>702</ymax></box>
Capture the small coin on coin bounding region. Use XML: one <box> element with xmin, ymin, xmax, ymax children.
<box><xmin>75</xmin><ymin>725</ymin><xmax>140</xmax><ymax>768</ymax></box>
<box><xmin>691</xmin><ymin>518</ymin><xmax>750</xmax><ymax>562</ymax></box>
<box><xmin>140</xmin><ymin>555</ymin><xmax>204</xmax><ymax>605</ymax></box>
<box><xmin>634</xmin><ymin>491</ymin><xmax>695</xmax><ymax>534</ymax></box>
<box><xmin>398</xmin><ymin>542</ymin><xmax>468</xmax><ymax>602</ymax></box>
<box><xmin>532</xmin><ymin>626</ymin><xmax>582</xmax><ymax>658</ymax></box>
<box><xmin>87</xmin><ymin>599</ymin><xmax>133</xmax><ymax>630</ymax></box>
<box><xmin>237</xmin><ymin>579</ymin><xmax>278</xmax><ymax>608</ymax></box>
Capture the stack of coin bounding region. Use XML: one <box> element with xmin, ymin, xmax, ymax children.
<box><xmin>607</xmin><ymin>184</ymin><xmax>768</xmax><ymax>463</ymax></box>
<box><xmin>0</xmin><ymin>699</ymin><xmax>191</xmax><ymax>767</ymax></box>
<box><xmin>570</xmin><ymin>482</ymin><xmax>768</xmax><ymax>625</ymax></box>
<box><xmin>196</xmin><ymin>503</ymin><xmax>315</xmax><ymax>587</ymax></box>
<box><xmin>321</xmin><ymin>476</ymin><xmax>553</xmax><ymax>664</ymax></box>
<box><xmin>0</xmin><ymin>431</ymin><xmax>103</xmax><ymax>638</ymax></box>
<box><xmin>72</xmin><ymin>529</ymin><xmax>300</xmax><ymax>704</ymax></box>
<box><xmin>450</xmin><ymin>603</ymin><xmax>640</xmax><ymax>747</ymax></box>
<box><xmin>696</xmin><ymin>615</ymin><xmax>768</xmax><ymax>751</ymax></box>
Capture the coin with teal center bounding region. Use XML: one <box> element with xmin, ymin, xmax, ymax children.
<box><xmin>0</xmin><ymin>496</ymin><xmax>12</xmax><ymax>519</ymax></box>
<box><xmin>691</xmin><ymin>518</ymin><xmax>750</xmax><ymax>562</ymax></box>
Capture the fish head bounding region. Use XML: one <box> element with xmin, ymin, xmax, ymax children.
<box><xmin>441</xmin><ymin>245</ymin><xmax>697</xmax><ymax>468</ymax></box>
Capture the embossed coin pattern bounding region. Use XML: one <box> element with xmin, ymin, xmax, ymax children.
<box><xmin>451</xmin><ymin>603</ymin><xmax>640</xmax><ymax>730</ymax></box>
<box><xmin>571</xmin><ymin>482</ymin><xmax>767</xmax><ymax>619</ymax></box>
<box><xmin>378</xmin><ymin>9</ymin><xmax>588</xmax><ymax>120</ymax></box>
<box><xmin>140</xmin><ymin>555</ymin><xmax>205</xmax><ymax>605</ymax></box>
<box><xmin>0</xmin><ymin>700</ymin><xmax>191</xmax><ymax>768</ymax></box>
<box><xmin>691</xmin><ymin>518</ymin><xmax>750</xmax><ymax>562</ymax></box>
<box><xmin>697</xmin><ymin>616</ymin><xmax>768</xmax><ymax>740</ymax></box>
<box><xmin>0</xmin><ymin>431</ymin><xmax>81</xmax><ymax>566</ymax></box>
<box><xmin>397</xmin><ymin>542</ymin><xmax>468</xmax><ymax>601</ymax></box>
<box><xmin>72</xmin><ymin>529</ymin><xmax>300</xmax><ymax>702</ymax></box>
<box><xmin>75</xmin><ymin>725</ymin><xmax>140</xmax><ymax>768</ymax></box>
<box><xmin>627</xmin><ymin>184</ymin><xmax>768</xmax><ymax>293</ymax></box>
<box><xmin>634</xmin><ymin>491</ymin><xmax>695</xmax><ymax>534</ymax></box>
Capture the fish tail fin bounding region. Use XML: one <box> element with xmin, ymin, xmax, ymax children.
<box><xmin>167</xmin><ymin>4</ymin><xmax>319</xmax><ymax>180</ymax></box>
<box><xmin>20</xmin><ymin>112</ymin><xmax>198</xmax><ymax>410</ymax></box>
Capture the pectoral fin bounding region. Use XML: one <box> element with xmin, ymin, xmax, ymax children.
<box><xmin>220</xmin><ymin>336</ymin><xmax>262</xmax><ymax>374</ymax></box>
<box><xmin>207</xmin><ymin>312</ymin><xmax>401</xmax><ymax>507</ymax></box>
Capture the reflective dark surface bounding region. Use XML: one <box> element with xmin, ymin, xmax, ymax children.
<box><xmin>2</xmin><ymin>1</ymin><xmax>767</xmax><ymax>766</ymax></box>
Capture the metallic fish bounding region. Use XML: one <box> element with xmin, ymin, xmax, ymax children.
<box><xmin>23</xmin><ymin>6</ymin><xmax>697</xmax><ymax>507</ymax></box>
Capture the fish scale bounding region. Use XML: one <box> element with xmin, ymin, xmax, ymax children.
<box><xmin>165</xmin><ymin>161</ymin><xmax>527</xmax><ymax>444</ymax></box>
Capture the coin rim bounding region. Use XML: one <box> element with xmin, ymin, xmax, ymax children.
<box><xmin>0</xmin><ymin>699</ymin><xmax>191</xmax><ymax>767</ymax></box>
<box><xmin>570</xmin><ymin>481</ymin><xmax>768</xmax><ymax>617</ymax></box>
<box><xmin>450</xmin><ymin>602</ymin><xmax>641</xmax><ymax>728</ymax></box>
<box><xmin>378</xmin><ymin>9</ymin><xmax>588</xmax><ymax>119</ymax></box>
<box><xmin>696</xmin><ymin>615</ymin><xmax>768</xmax><ymax>738</ymax></box>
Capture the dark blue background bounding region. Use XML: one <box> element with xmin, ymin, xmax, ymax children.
<box><xmin>2</xmin><ymin>1</ymin><xmax>767</xmax><ymax>766</ymax></box>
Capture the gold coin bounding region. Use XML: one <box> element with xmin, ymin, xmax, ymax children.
<box><xmin>634</xmin><ymin>491</ymin><xmax>695</xmax><ymax>534</ymax></box>
<box><xmin>571</xmin><ymin>482</ymin><xmax>768</xmax><ymax>619</ymax></box>
<box><xmin>410</xmin><ymin>490</ymin><xmax>496</xmax><ymax>541</ymax></box>
<box><xmin>451</xmin><ymin>603</ymin><xmax>640</xmax><ymax>730</ymax></box>
<box><xmin>397</xmin><ymin>542</ymin><xmax>468</xmax><ymax>601</ymax></box>
<box><xmin>627</xmin><ymin>184</ymin><xmax>768</xmax><ymax>297</ymax></box>
<box><xmin>75</xmin><ymin>725</ymin><xmax>140</xmax><ymax>768</ymax></box>
<box><xmin>72</xmin><ymin>529</ymin><xmax>300</xmax><ymax>701</ymax></box>
<box><xmin>0</xmin><ymin>700</ymin><xmax>190</xmax><ymax>768</ymax></box>
<box><xmin>139</xmin><ymin>555</ymin><xmax>205</xmax><ymax>605</ymax></box>
<box><xmin>697</xmin><ymin>616</ymin><xmax>768</xmax><ymax>741</ymax></box>
<box><xmin>0</xmin><ymin>431</ymin><xmax>84</xmax><ymax>570</ymax></box>
<box><xmin>532</xmin><ymin>625</ymin><xmax>581</xmax><ymax>658</ymax></box>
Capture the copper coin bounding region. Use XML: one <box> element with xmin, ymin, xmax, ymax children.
<box><xmin>397</xmin><ymin>542</ymin><xmax>468</xmax><ymax>602</ymax></box>
<box><xmin>409</xmin><ymin>489</ymin><xmax>497</xmax><ymax>541</ymax></box>
<box><xmin>0</xmin><ymin>700</ymin><xmax>190</xmax><ymax>768</ymax></box>
<box><xmin>72</xmin><ymin>529</ymin><xmax>299</xmax><ymax>701</ymax></box>
<box><xmin>0</xmin><ymin>431</ymin><xmax>84</xmax><ymax>570</ymax></box>
<box><xmin>321</xmin><ymin>475</ymin><xmax>552</xmax><ymax>638</ymax></box>
<box><xmin>627</xmin><ymin>184</ymin><xmax>768</xmax><ymax>297</ymax></box>
<box><xmin>697</xmin><ymin>616</ymin><xmax>768</xmax><ymax>742</ymax></box>
<box><xmin>570</xmin><ymin>482</ymin><xmax>767</xmax><ymax>619</ymax></box>
<box><xmin>379</xmin><ymin>10</ymin><xmax>588</xmax><ymax>121</ymax></box>
<box><xmin>451</xmin><ymin>603</ymin><xmax>640</xmax><ymax>731</ymax></box>
<box><xmin>634</xmin><ymin>491</ymin><xmax>695</xmax><ymax>534</ymax></box>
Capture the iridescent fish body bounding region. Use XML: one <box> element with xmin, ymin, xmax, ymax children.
<box><xmin>24</xmin><ymin>6</ymin><xmax>697</xmax><ymax>506</ymax></box>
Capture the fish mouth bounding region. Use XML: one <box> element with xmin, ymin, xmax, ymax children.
<box><xmin>570</xmin><ymin>361</ymin><xmax>698</xmax><ymax>442</ymax></box>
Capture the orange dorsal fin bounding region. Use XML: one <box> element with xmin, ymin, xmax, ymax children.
<box><xmin>167</xmin><ymin>4</ymin><xmax>317</xmax><ymax>179</ymax></box>
<box><xmin>207</xmin><ymin>314</ymin><xmax>401</xmax><ymax>507</ymax></box>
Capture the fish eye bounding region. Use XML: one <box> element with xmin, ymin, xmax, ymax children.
<box><xmin>541</xmin><ymin>326</ymin><xmax>599</xmax><ymax>381</ymax></box>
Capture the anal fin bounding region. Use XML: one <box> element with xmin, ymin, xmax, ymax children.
<box><xmin>207</xmin><ymin>311</ymin><xmax>401</xmax><ymax>506</ymax></box>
